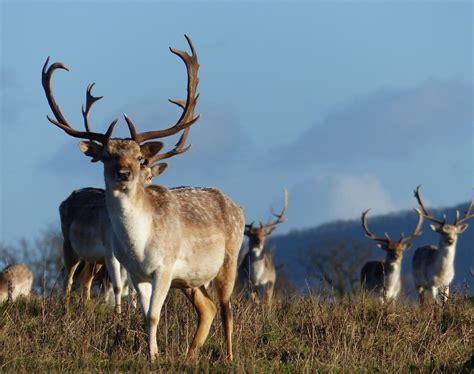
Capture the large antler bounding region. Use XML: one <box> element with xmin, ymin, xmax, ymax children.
<box><xmin>453</xmin><ymin>194</ymin><xmax>474</xmax><ymax>226</ymax></box>
<box><xmin>414</xmin><ymin>185</ymin><xmax>446</xmax><ymax>226</ymax></box>
<box><xmin>42</xmin><ymin>57</ymin><xmax>118</xmax><ymax>144</ymax></box>
<box><xmin>399</xmin><ymin>209</ymin><xmax>424</xmax><ymax>243</ymax></box>
<box><xmin>259</xmin><ymin>190</ymin><xmax>288</xmax><ymax>232</ymax></box>
<box><xmin>361</xmin><ymin>209</ymin><xmax>391</xmax><ymax>245</ymax></box>
<box><xmin>124</xmin><ymin>34</ymin><xmax>200</xmax><ymax>145</ymax></box>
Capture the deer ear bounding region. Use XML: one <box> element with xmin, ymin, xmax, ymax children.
<box><xmin>456</xmin><ymin>223</ymin><xmax>469</xmax><ymax>234</ymax></box>
<box><xmin>404</xmin><ymin>243</ymin><xmax>413</xmax><ymax>251</ymax></box>
<box><xmin>140</xmin><ymin>141</ymin><xmax>164</xmax><ymax>159</ymax></box>
<box><xmin>429</xmin><ymin>223</ymin><xmax>442</xmax><ymax>232</ymax></box>
<box><xmin>150</xmin><ymin>163</ymin><xmax>168</xmax><ymax>177</ymax></box>
<box><xmin>79</xmin><ymin>141</ymin><xmax>102</xmax><ymax>162</ymax></box>
<box><xmin>376</xmin><ymin>243</ymin><xmax>384</xmax><ymax>250</ymax></box>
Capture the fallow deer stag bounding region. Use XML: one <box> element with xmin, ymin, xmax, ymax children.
<box><xmin>0</xmin><ymin>264</ymin><xmax>34</xmax><ymax>303</ymax></box>
<box><xmin>360</xmin><ymin>208</ymin><xmax>423</xmax><ymax>303</ymax></box>
<box><xmin>412</xmin><ymin>185</ymin><xmax>473</xmax><ymax>304</ymax></box>
<box><xmin>238</xmin><ymin>190</ymin><xmax>288</xmax><ymax>305</ymax></box>
<box><xmin>59</xmin><ymin>84</ymin><xmax>169</xmax><ymax>309</ymax></box>
<box><xmin>42</xmin><ymin>36</ymin><xmax>245</xmax><ymax>362</ymax></box>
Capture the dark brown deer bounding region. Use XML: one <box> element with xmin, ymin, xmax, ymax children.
<box><xmin>360</xmin><ymin>208</ymin><xmax>423</xmax><ymax>303</ymax></box>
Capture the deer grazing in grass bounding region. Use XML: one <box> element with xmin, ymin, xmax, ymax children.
<box><xmin>0</xmin><ymin>264</ymin><xmax>33</xmax><ymax>303</ymax></box>
<box><xmin>412</xmin><ymin>185</ymin><xmax>473</xmax><ymax>304</ymax></box>
<box><xmin>59</xmin><ymin>85</ymin><xmax>168</xmax><ymax>309</ymax></box>
<box><xmin>42</xmin><ymin>36</ymin><xmax>245</xmax><ymax>362</ymax></box>
<box><xmin>360</xmin><ymin>208</ymin><xmax>424</xmax><ymax>303</ymax></box>
<box><xmin>238</xmin><ymin>190</ymin><xmax>288</xmax><ymax>305</ymax></box>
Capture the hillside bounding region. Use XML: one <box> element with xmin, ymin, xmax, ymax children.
<box><xmin>267</xmin><ymin>202</ymin><xmax>474</xmax><ymax>296</ymax></box>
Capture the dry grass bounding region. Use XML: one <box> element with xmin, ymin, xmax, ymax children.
<box><xmin>0</xmin><ymin>290</ymin><xmax>472</xmax><ymax>372</ymax></box>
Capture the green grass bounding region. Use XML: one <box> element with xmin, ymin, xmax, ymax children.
<box><xmin>0</xmin><ymin>291</ymin><xmax>472</xmax><ymax>372</ymax></box>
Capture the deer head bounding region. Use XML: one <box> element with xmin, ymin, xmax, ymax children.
<box><xmin>245</xmin><ymin>190</ymin><xmax>288</xmax><ymax>253</ymax></box>
<box><xmin>414</xmin><ymin>185</ymin><xmax>473</xmax><ymax>246</ymax></box>
<box><xmin>361</xmin><ymin>208</ymin><xmax>424</xmax><ymax>260</ymax></box>
<box><xmin>42</xmin><ymin>35</ymin><xmax>199</xmax><ymax>193</ymax></box>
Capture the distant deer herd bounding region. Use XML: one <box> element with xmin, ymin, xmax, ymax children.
<box><xmin>1</xmin><ymin>36</ymin><xmax>472</xmax><ymax>362</ymax></box>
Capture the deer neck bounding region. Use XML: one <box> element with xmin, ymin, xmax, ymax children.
<box><xmin>383</xmin><ymin>254</ymin><xmax>402</xmax><ymax>288</ymax></box>
<box><xmin>434</xmin><ymin>237</ymin><xmax>457</xmax><ymax>271</ymax></box>
<box><xmin>104</xmin><ymin>181</ymin><xmax>153</xmax><ymax>254</ymax></box>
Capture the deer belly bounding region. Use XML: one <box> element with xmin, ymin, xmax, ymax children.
<box><xmin>70</xmin><ymin>222</ymin><xmax>108</xmax><ymax>261</ymax></box>
<box><xmin>172</xmin><ymin>245</ymin><xmax>226</xmax><ymax>288</ymax></box>
<box><xmin>250</xmin><ymin>259</ymin><xmax>267</xmax><ymax>285</ymax></box>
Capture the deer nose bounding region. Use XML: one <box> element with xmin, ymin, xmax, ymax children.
<box><xmin>116</xmin><ymin>169</ymin><xmax>132</xmax><ymax>181</ymax></box>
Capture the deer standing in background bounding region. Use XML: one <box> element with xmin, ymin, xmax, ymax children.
<box><xmin>59</xmin><ymin>84</ymin><xmax>169</xmax><ymax>308</ymax></box>
<box><xmin>238</xmin><ymin>190</ymin><xmax>288</xmax><ymax>305</ymax></box>
<box><xmin>0</xmin><ymin>264</ymin><xmax>33</xmax><ymax>303</ymax></box>
<box><xmin>360</xmin><ymin>208</ymin><xmax>424</xmax><ymax>303</ymax></box>
<box><xmin>412</xmin><ymin>185</ymin><xmax>473</xmax><ymax>304</ymax></box>
<box><xmin>42</xmin><ymin>36</ymin><xmax>245</xmax><ymax>362</ymax></box>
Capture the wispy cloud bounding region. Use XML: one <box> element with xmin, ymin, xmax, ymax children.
<box><xmin>274</xmin><ymin>79</ymin><xmax>472</xmax><ymax>167</ymax></box>
<box><xmin>286</xmin><ymin>173</ymin><xmax>396</xmax><ymax>230</ymax></box>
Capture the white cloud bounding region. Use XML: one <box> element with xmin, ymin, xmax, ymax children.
<box><xmin>286</xmin><ymin>173</ymin><xmax>396</xmax><ymax>230</ymax></box>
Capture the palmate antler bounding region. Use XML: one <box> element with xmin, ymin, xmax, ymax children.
<box><xmin>143</xmin><ymin>36</ymin><xmax>200</xmax><ymax>165</ymax></box>
<box><xmin>42</xmin><ymin>58</ymin><xmax>118</xmax><ymax>144</ymax></box>
<box><xmin>361</xmin><ymin>208</ymin><xmax>423</xmax><ymax>245</ymax></box>
<box><xmin>414</xmin><ymin>185</ymin><xmax>474</xmax><ymax>227</ymax></box>
<box><xmin>124</xmin><ymin>34</ymin><xmax>200</xmax><ymax>147</ymax></box>
<box><xmin>414</xmin><ymin>185</ymin><xmax>446</xmax><ymax>226</ymax></box>
<box><xmin>42</xmin><ymin>35</ymin><xmax>200</xmax><ymax>152</ymax></box>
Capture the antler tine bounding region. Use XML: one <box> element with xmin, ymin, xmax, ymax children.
<box><xmin>361</xmin><ymin>209</ymin><xmax>390</xmax><ymax>244</ymax></box>
<box><xmin>42</xmin><ymin>57</ymin><xmax>118</xmax><ymax>144</ymax></box>
<box><xmin>261</xmin><ymin>190</ymin><xmax>288</xmax><ymax>230</ymax></box>
<box><xmin>125</xmin><ymin>34</ymin><xmax>200</xmax><ymax>144</ymax></box>
<box><xmin>399</xmin><ymin>208</ymin><xmax>424</xmax><ymax>243</ymax></box>
<box><xmin>81</xmin><ymin>83</ymin><xmax>103</xmax><ymax>133</ymax></box>
<box><xmin>414</xmin><ymin>185</ymin><xmax>445</xmax><ymax>225</ymax></box>
<box><xmin>144</xmin><ymin>95</ymin><xmax>200</xmax><ymax>165</ymax></box>
<box><xmin>454</xmin><ymin>195</ymin><xmax>474</xmax><ymax>226</ymax></box>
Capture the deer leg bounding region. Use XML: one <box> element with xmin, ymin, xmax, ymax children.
<box><xmin>62</xmin><ymin>241</ymin><xmax>80</xmax><ymax>300</ymax></box>
<box><xmin>182</xmin><ymin>285</ymin><xmax>217</xmax><ymax>361</ymax></box>
<box><xmin>440</xmin><ymin>286</ymin><xmax>449</xmax><ymax>304</ymax></box>
<box><xmin>431</xmin><ymin>286</ymin><xmax>440</xmax><ymax>304</ymax></box>
<box><xmin>264</xmin><ymin>283</ymin><xmax>274</xmax><ymax>306</ymax></box>
<box><xmin>416</xmin><ymin>286</ymin><xmax>425</xmax><ymax>305</ymax></box>
<box><xmin>104</xmin><ymin>251</ymin><xmax>123</xmax><ymax>314</ymax></box>
<box><xmin>79</xmin><ymin>262</ymin><xmax>94</xmax><ymax>300</ymax></box>
<box><xmin>130</xmin><ymin>274</ymin><xmax>152</xmax><ymax>316</ymax></box>
<box><xmin>213</xmin><ymin>256</ymin><xmax>238</xmax><ymax>361</ymax></box>
<box><xmin>147</xmin><ymin>269</ymin><xmax>172</xmax><ymax>362</ymax></box>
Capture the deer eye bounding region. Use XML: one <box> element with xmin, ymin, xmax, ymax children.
<box><xmin>138</xmin><ymin>155</ymin><xmax>143</xmax><ymax>161</ymax></box>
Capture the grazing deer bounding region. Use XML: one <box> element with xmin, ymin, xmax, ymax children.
<box><xmin>412</xmin><ymin>185</ymin><xmax>473</xmax><ymax>304</ymax></box>
<box><xmin>0</xmin><ymin>264</ymin><xmax>34</xmax><ymax>303</ymax></box>
<box><xmin>238</xmin><ymin>190</ymin><xmax>288</xmax><ymax>305</ymax></box>
<box><xmin>42</xmin><ymin>36</ymin><xmax>245</xmax><ymax>362</ymax></box>
<box><xmin>360</xmin><ymin>208</ymin><xmax>424</xmax><ymax>303</ymax></box>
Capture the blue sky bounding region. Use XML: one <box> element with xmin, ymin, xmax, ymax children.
<box><xmin>1</xmin><ymin>1</ymin><xmax>472</xmax><ymax>243</ymax></box>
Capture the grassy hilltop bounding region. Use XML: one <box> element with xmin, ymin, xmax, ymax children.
<box><xmin>0</xmin><ymin>292</ymin><xmax>472</xmax><ymax>372</ymax></box>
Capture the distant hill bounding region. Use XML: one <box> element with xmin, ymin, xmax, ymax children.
<box><xmin>267</xmin><ymin>202</ymin><xmax>474</xmax><ymax>296</ymax></box>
